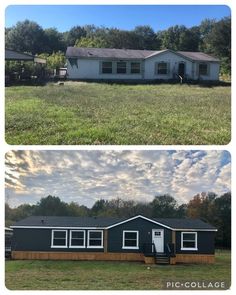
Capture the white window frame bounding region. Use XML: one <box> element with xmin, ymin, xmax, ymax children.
<box><xmin>122</xmin><ymin>230</ymin><xmax>139</xmax><ymax>250</ymax></box>
<box><xmin>87</xmin><ymin>230</ymin><xmax>103</xmax><ymax>249</ymax></box>
<box><xmin>181</xmin><ymin>231</ymin><xmax>198</xmax><ymax>251</ymax></box>
<box><xmin>69</xmin><ymin>230</ymin><xmax>86</xmax><ymax>248</ymax></box>
<box><xmin>51</xmin><ymin>229</ymin><xmax>68</xmax><ymax>248</ymax></box>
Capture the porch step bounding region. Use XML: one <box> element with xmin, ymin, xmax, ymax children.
<box><xmin>155</xmin><ymin>255</ymin><xmax>170</xmax><ymax>264</ymax></box>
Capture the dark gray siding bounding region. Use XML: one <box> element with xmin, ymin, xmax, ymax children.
<box><xmin>12</xmin><ymin>228</ymin><xmax>104</xmax><ymax>252</ymax></box>
<box><xmin>176</xmin><ymin>231</ymin><xmax>215</xmax><ymax>254</ymax></box>
<box><xmin>108</xmin><ymin>217</ymin><xmax>172</xmax><ymax>253</ymax></box>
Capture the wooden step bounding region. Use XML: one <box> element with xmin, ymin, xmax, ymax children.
<box><xmin>155</xmin><ymin>256</ymin><xmax>170</xmax><ymax>264</ymax></box>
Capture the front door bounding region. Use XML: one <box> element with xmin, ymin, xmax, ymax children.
<box><xmin>178</xmin><ymin>62</ymin><xmax>185</xmax><ymax>77</ymax></box>
<box><xmin>152</xmin><ymin>229</ymin><xmax>164</xmax><ymax>253</ymax></box>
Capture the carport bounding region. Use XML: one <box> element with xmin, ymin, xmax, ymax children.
<box><xmin>5</xmin><ymin>49</ymin><xmax>46</xmax><ymax>84</ymax></box>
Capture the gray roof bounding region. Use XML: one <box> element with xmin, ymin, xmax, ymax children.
<box><xmin>5</xmin><ymin>49</ymin><xmax>46</xmax><ymax>64</ymax></box>
<box><xmin>66</xmin><ymin>47</ymin><xmax>160</xmax><ymax>59</ymax></box>
<box><xmin>66</xmin><ymin>47</ymin><xmax>219</xmax><ymax>62</ymax></box>
<box><xmin>12</xmin><ymin>216</ymin><xmax>124</xmax><ymax>228</ymax></box>
<box><xmin>177</xmin><ymin>51</ymin><xmax>219</xmax><ymax>62</ymax></box>
<box><xmin>5</xmin><ymin>49</ymin><xmax>34</xmax><ymax>61</ymax></box>
<box><xmin>153</xmin><ymin>218</ymin><xmax>216</xmax><ymax>230</ymax></box>
<box><xmin>12</xmin><ymin>215</ymin><xmax>216</xmax><ymax>230</ymax></box>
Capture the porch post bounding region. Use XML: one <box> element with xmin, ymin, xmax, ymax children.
<box><xmin>172</xmin><ymin>230</ymin><xmax>176</xmax><ymax>251</ymax></box>
<box><xmin>104</xmin><ymin>229</ymin><xmax>108</xmax><ymax>253</ymax></box>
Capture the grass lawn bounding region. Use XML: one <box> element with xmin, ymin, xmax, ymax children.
<box><xmin>5</xmin><ymin>82</ymin><xmax>231</xmax><ymax>145</ymax></box>
<box><xmin>5</xmin><ymin>250</ymin><xmax>231</xmax><ymax>290</ymax></box>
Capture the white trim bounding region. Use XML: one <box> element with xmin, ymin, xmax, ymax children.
<box><xmin>106</xmin><ymin>215</ymin><xmax>173</xmax><ymax>230</ymax></box>
<box><xmin>69</xmin><ymin>230</ymin><xmax>86</xmax><ymax>248</ymax></box>
<box><xmin>122</xmin><ymin>230</ymin><xmax>139</xmax><ymax>250</ymax></box>
<box><xmin>181</xmin><ymin>232</ymin><xmax>198</xmax><ymax>251</ymax></box>
<box><xmin>11</xmin><ymin>215</ymin><xmax>217</xmax><ymax>232</ymax></box>
<box><xmin>51</xmin><ymin>229</ymin><xmax>68</xmax><ymax>248</ymax></box>
<box><xmin>87</xmin><ymin>230</ymin><xmax>103</xmax><ymax>249</ymax></box>
<box><xmin>10</xmin><ymin>225</ymin><xmax>217</xmax><ymax>232</ymax></box>
<box><xmin>175</xmin><ymin>228</ymin><xmax>217</xmax><ymax>232</ymax></box>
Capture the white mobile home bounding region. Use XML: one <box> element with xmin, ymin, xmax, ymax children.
<box><xmin>66</xmin><ymin>47</ymin><xmax>220</xmax><ymax>82</ymax></box>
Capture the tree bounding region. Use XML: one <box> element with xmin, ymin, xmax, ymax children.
<box><xmin>44</xmin><ymin>28</ymin><xmax>66</xmax><ymax>53</ymax></box>
<box><xmin>204</xmin><ymin>17</ymin><xmax>231</xmax><ymax>75</ymax></box>
<box><xmin>214</xmin><ymin>192</ymin><xmax>231</xmax><ymax>248</ymax></box>
<box><xmin>134</xmin><ymin>25</ymin><xmax>159</xmax><ymax>49</ymax></box>
<box><xmin>38</xmin><ymin>51</ymin><xmax>66</xmax><ymax>71</ymax></box>
<box><xmin>34</xmin><ymin>195</ymin><xmax>69</xmax><ymax>216</ymax></box>
<box><xmin>64</xmin><ymin>26</ymin><xmax>87</xmax><ymax>46</ymax></box>
<box><xmin>151</xmin><ymin>195</ymin><xmax>178</xmax><ymax>217</ymax></box>
<box><xmin>5</xmin><ymin>19</ymin><xmax>45</xmax><ymax>54</ymax></box>
<box><xmin>75</xmin><ymin>36</ymin><xmax>108</xmax><ymax>48</ymax></box>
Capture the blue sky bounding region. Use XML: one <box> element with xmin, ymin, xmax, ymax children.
<box><xmin>5</xmin><ymin>5</ymin><xmax>231</xmax><ymax>32</ymax></box>
<box><xmin>5</xmin><ymin>150</ymin><xmax>231</xmax><ymax>208</ymax></box>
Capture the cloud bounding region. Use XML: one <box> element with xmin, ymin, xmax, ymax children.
<box><xmin>5</xmin><ymin>150</ymin><xmax>231</xmax><ymax>208</ymax></box>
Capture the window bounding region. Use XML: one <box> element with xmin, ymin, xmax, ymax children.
<box><xmin>131</xmin><ymin>62</ymin><xmax>141</xmax><ymax>74</ymax></box>
<box><xmin>199</xmin><ymin>63</ymin><xmax>208</xmax><ymax>75</ymax></box>
<box><xmin>117</xmin><ymin>62</ymin><xmax>126</xmax><ymax>74</ymax></box>
<box><xmin>87</xmin><ymin>230</ymin><xmax>103</xmax><ymax>248</ymax></box>
<box><xmin>69</xmin><ymin>230</ymin><xmax>85</xmax><ymax>248</ymax></box>
<box><xmin>154</xmin><ymin>231</ymin><xmax>161</xmax><ymax>236</ymax></box>
<box><xmin>51</xmin><ymin>230</ymin><xmax>67</xmax><ymax>248</ymax></box>
<box><xmin>156</xmin><ymin>62</ymin><xmax>168</xmax><ymax>75</ymax></box>
<box><xmin>122</xmin><ymin>231</ymin><xmax>139</xmax><ymax>249</ymax></box>
<box><xmin>102</xmin><ymin>62</ymin><xmax>112</xmax><ymax>74</ymax></box>
<box><xmin>181</xmin><ymin>232</ymin><xmax>198</xmax><ymax>250</ymax></box>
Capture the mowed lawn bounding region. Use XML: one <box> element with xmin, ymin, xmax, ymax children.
<box><xmin>5</xmin><ymin>82</ymin><xmax>231</xmax><ymax>145</ymax></box>
<box><xmin>5</xmin><ymin>250</ymin><xmax>230</xmax><ymax>290</ymax></box>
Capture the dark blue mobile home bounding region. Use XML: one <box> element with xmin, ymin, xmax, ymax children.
<box><xmin>11</xmin><ymin>215</ymin><xmax>217</xmax><ymax>264</ymax></box>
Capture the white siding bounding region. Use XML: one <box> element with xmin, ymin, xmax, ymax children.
<box><xmin>67</xmin><ymin>53</ymin><xmax>220</xmax><ymax>81</ymax></box>
<box><xmin>67</xmin><ymin>59</ymin><xmax>142</xmax><ymax>80</ymax></box>
<box><xmin>144</xmin><ymin>51</ymin><xmax>194</xmax><ymax>80</ymax></box>
<box><xmin>67</xmin><ymin>59</ymin><xmax>99</xmax><ymax>79</ymax></box>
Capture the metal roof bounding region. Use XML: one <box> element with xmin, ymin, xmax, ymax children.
<box><xmin>5</xmin><ymin>49</ymin><xmax>46</xmax><ymax>64</ymax></box>
<box><xmin>11</xmin><ymin>215</ymin><xmax>216</xmax><ymax>230</ymax></box>
<box><xmin>66</xmin><ymin>47</ymin><xmax>219</xmax><ymax>62</ymax></box>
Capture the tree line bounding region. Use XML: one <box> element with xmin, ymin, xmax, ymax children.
<box><xmin>5</xmin><ymin>17</ymin><xmax>231</xmax><ymax>76</ymax></box>
<box><xmin>5</xmin><ymin>191</ymin><xmax>231</xmax><ymax>248</ymax></box>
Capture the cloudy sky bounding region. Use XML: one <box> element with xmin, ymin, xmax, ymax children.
<box><xmin>5</xmin><ymin>150</ymin><xmax>230</xmax><ymax>208</ymax></box>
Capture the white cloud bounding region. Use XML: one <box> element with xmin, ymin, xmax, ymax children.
<box><xmin>5</xmin><ymin>150</ymin><xmax>231</xmax><ymax>208</ymax></box>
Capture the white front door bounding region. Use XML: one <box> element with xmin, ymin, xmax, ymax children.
<box><xmin>152</xmin><ymin>229</ymin><xmax>164</xmax><ymax>253</ymax></box>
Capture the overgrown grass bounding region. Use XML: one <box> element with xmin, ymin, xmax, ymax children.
<box><xmin>5</xmin><ymin>82</ymin><xmax>230</xmax><ymax>145</ymax></box>
<box><xmin>5</xmin><ymin>250</ymin><xmax>231</xmax><ymax>290</ymax></box>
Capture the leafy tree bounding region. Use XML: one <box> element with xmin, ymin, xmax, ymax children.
<box><xmin>151</xmin><ymin>194</ymin><xmax>178</xmax><ymax>217</ymax></box>
<box><xmin>134</xmin><ymin>25</ymin><xmax>159</xmax><ymax>49</ymax></box>
<box><xmin>44</xmin><ymin>28</ymin><xmax>66</xmax><ymax>53</ymax></box>
<box><xmin>5</xmin><ymin>20</ymin><xmax>45</xmax><ymax>54</ymax></box>
<box><xmin>33</xmin><ymin>195</ymin><xmax>69</xmax><ymax>216</ymax></box>
<box><xmin>75</xmin><ymin>36</ymin><xmax>108</xmax><ymax>48</ymax></box>
<box><xmin>214</xmin><ymin>192</ymin><xmax>231</xmax><ymax>248</ymax></box>
<box><xmin>64</xmin><ymin>26</ymin><xmax>87</xmax><ymax>46</ymax></box>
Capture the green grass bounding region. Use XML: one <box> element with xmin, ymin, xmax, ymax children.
<box><xmin>5</xmin><ymin>82</ymin><xmax>231</xmax><ymax>145</ymax></box>
<box><xmin>5</xmin><ymin>250</ymin><xmax>231</xmax><ymax>290</ymax></box>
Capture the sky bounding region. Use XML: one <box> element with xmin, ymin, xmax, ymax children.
<box><xmin>5</xmin><ymin>5</ymin><xmax>231</xmax><ymax>32</ymax></box>
<box><xmin>5</xmin><ymin>150</ymin><xmax>231</xmax><ymax>208</ymax></box>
